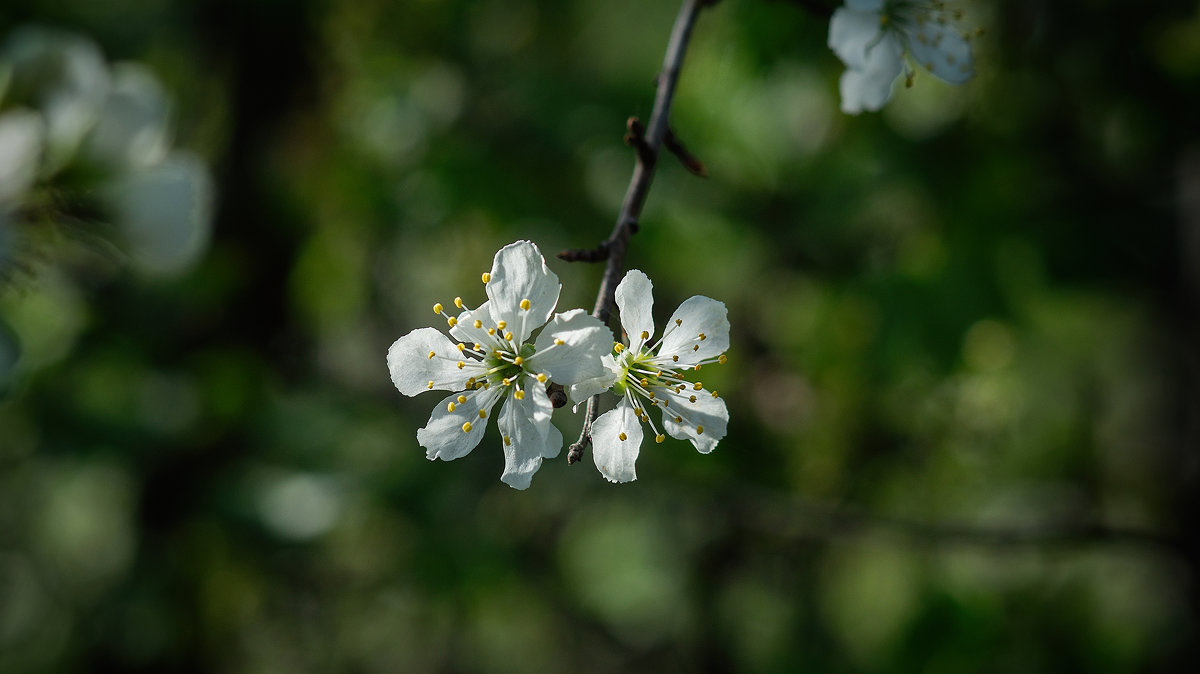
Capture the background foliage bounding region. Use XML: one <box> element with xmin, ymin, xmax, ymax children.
<box><xmin>1</xmin><ymin>0</ymin><xmax>1198</xmax><ymax>671</ymax></box>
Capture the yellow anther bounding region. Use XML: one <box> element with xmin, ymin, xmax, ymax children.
<box><xmin>457</xmin><ymin>395</ymin><xmax>467</xmax><ymax>404</ymax></box>
<box><xmin>554</xmin><ymin>338</ymin><xmax>565</xmax><ymax>346</ymax></box>
<box><xmin>481</xmin><ymin>272</ymin><xmax>491</xmax><ymax>283</ymax></box>
<box><xmin>427</xmin><ymin>380</ymin><xmax>434</xmax><ymax>389</ymax></box>
<box><xmin>433</xmin><ymin>303</ymin><xmax>443</xmax><ymax>314</ymax></box>
<box><xmin>497</xmin><ymin>321</ymin><xmax>507</xmax><ymax>330</ymax></box>
<box><xmin>655</xmin><ymin>434</ymin><xmax>666</xmax><ymax>444</ymax></box>
<box><xmin>457</xmin><ymin>343</ymin><xmax>466</xmax><ymax>352</ymax></box>
<box><xmin>462</xmin><ymin>421</ymin><xmax>473</xmax><ymax>433</ymax></box>
<box><xmin>454</xmin><ymin>297</ymin><xmax>464</xmax><ymax>309</ymax></box>
<box><xmin>694</xmin><ymin>382</ymin><xmax>703</xmax><ymax>390</ymax></box>
<box><xmin>519</xmin><ymin>299</ymin><xmax>531</xmax><ymax>311</ymax></box>
<box><xmin>457</xmin><ymin>361</ymin><xmax>465</xmax><ymax>369</ymax></box>
<box><xmin>474</xmin><ymin>320</ymin><xmax>483</xmax><ymax>329</ymax></box>
<box><xmin>478</xmin><ymin>409</ymin><xmax>487</xmax><ymax>419</ymax></box>
<box><xmin>427</xmin><ymin>351</ymin><xmax>436</xmax><ymax>359</ymax></box>
<box><xmin>618</xmin><ymin>432</ymin><xmax>627</xmax><ymax>441</ymax></box>
<box><xmin>693</xmin><ymin>344</ymin><xmax>700</xmax><ymax>351</ymax></box>
<box><xmin>640</xmin><ymin>330</ymin><xmax>650</xmax><ymax>340</ymax></box>
<box><xmin>689</xmin><ymin>395</ymin><xmax>697</xmax><ymax>403</ymax></box>
<box><xmin>672</xmin><ymin>355</ymin><xmax>679</xmax><ymax>362</ymax></box>
<box><xmin>514</xmin><ymin>356</ymin><xmax>523</xmax><ymax>365</ymax></box>
<box><xmin>675</xmin><ymin>319</ymin><xmax>682</xmax><ymax>326</ymax></box>
<box><xmin>488</xmin><ymin>328</ymin><xmax>496</xmax><ymax>336</ymax></box>
<box><xmin>696</xmin><ymin>425</ymin><xmax>704</xmax><ymax>434</ymax></box>
<box><xmin>493</xmin><ymin>349</ymin><xmax>503</xmax><ymax>356</ymax></box>
<box><xmin>447</xmin><ymin>316</ymin><xmax>457</xmax><ymax>327</ymax></box>
<box><xmin>504</xmin><ymin>435</ymin><xmax>512</xmax><ymax>446</ymax></box>
<box><xmin>718</xmin><ymin>354</ymin><xmax>727</xmax><ymax>364</ymax></box>
<box><xmin>503</xmin><ymin>377</ymin><xmax>511</xmax><ymax>386</ymax></box>
<box><xmin>473</xmin><ymin>344</ymin><xmax>483</xmax><ymax>352</ymax></box>
<box><xmin>447</xmin><ymin>402</ymin><xmax>456</xmax><ymax>412</ymax></box>
<box><xmin>640</xmin><ymin>378</ymin><xmax>649</xmax><ymax>387</ymax></box>
<box><xmin>674</xmin><ymin>415</ymin><xmax>683</xmax><ymax>423</ymax></box>
<box><xmin>648</xmin><ymin>392</ymin><xmax>656</xmax><ymax>399</ymax></box>
<box><xmin>514</xmin><ymin>390</ymin><xmax>525</xmax><ymax>400</ymax></box>
<box><xmin>614</xmin><ymin>343</ymin><xmax>625</xmax><ymax>353</ymax></box>
<box><xmin>698</xmin><ymin>333</ymin><xmax>706</xmax><ymax>341</ymax></box>
<box><xmin>694</xmin><ymin>364</ymin><xmax>702</xmax><ymax>371</ymax></box>
<box><xmin>536</xmin><ymin>373</ymin><xmax>547</xmax><ymax>383</ymax></box>
<box><xmin>504</xmin><ymin>332</ymin><xmax>514</xmax><ymax>341</ymax></box>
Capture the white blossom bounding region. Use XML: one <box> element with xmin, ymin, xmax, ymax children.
<box><xmin>828</xmin><ymin>0</ymin><xmax>975</xmax><ymax>114</ymax></box>
<box><xmin>580</xmin><ymin>270</ymin><xmax>730</xmax><ymax>483</ymax></box>
<box><xmin>387</xmin><ymin>240</ymin><xmax>612</xmax><ymax>489</ymax></box>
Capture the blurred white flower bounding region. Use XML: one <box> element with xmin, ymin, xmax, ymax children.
<box><xmin>828</xmin><ymin>0</ymin><xmax>975</xmax><ymax>114</ymax></box>
<box><xmin>578</xmin><ymin>270</ymin><xmax>730</xmax><ymax>484</ymax></box>
<box><xmin>387</xmin><ymin>240</ymin><xmax>612</xmax><ymax>489</ymax></box>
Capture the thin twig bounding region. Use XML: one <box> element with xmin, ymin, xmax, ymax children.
<box><xmin>564</xmin><ymin>0</ymin><xmax>712</xmax><ymax>464</ymax></box>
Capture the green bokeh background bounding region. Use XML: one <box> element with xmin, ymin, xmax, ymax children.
<box><xmin>2</xmin><ymin>0</ymin><xmax>1198</xmax><ymax>671</ymax></box>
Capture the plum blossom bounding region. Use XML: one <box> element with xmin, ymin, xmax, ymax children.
<box><xmin>387</xmin><ymin>240</ymin><xmax>611</xmax><ymax>489</ymax></box>
<box><xmin>574</xmin><ymin>270</ymin><xmax>730</xmax><ymax>483</ymax></box>
<box><xmin>828</xmin><ymin>0</ymin><xmax>975</xmax><ymax>113</ymax></box>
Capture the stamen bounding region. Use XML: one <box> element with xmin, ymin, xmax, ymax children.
<box><xmin>427</xmin><ymin>381</ymin><xmax>434</xmax><ymax>389</ymax></box>
<box><xmin>497</xmin><ymin>321</ymin><xmax>507</xmax><ymax>330</ymax></box>
<box><xmin>656</xmin><ymin>434</ymin><xmax>665</xmax><ymax>443</ymax></box>
<box><xmin>514</xmin><ymin>390</ymin><xmax>525</xmax><ymax>400</ymax></box>
<box><xmin>514</xmin><ymin>356</ymin><xmax>524</xmax><ymax>366</ymax></box>
<box><xmin>614</xmin><ymin>343</ymin><xmax>625</xmax><ymax>353</ymax></box>
<box><xmin>481</xmin><ymin>272</ymin><xmax>491</xmax><ymax>283</ymax></box>
<box><xmin>698</xmin><ymin>333</ymin><xmax>706</xmax><ymax>341</ymax></box>
<box><xmin>689</xmin><ymin>395</ymin><xmax>697</xmax><ymax>403</ymax></box>
<box><xmin>520</xmin><ymin>299</ymin><xmax>531</xmax><ymax>310</ymax></box>
<box><xmin>488</xmin><ymin>328</ymin><xmax>496</xmax><ymax>336</ymax></box>
<box><xmin>457</xmin><ymin>343</ymin><xmax>466</xmax><ymax>352</ymax></box>
<box><xmin>474</xmin><ymin>320</ymin><xmax>483</xmax><ymax>329</ymax></box>
<box><xmin>672</xmin><ymin>355</ymin><xmax>679</xmax><ymax>362</ymax></box>
<box><xmin>447</xmin><ymin>402</ymin><xmax>456</xmax><ymax>412</ymax></box>
<box><xmin>433</xmin><ymin>303</ymin><xmax>443</xmax><ymax>314</ymax></box>
<box><xmin>675</xmin><ymin>319</ymin><xmax>682</xmax><ymax>326</ymax></box>
<box><xmin>447</xmin><ymin>316</ymin><xmax>457</xmax><ymax>327</ymax></box>
<box><xmin>457</xmin><ymin>361</ymin><xmax>465</xmax><ymax>369</ymax></box>
<box><xmin>427</xmin><ymin>351</ymin><xmax>436</xmax><ymax>360</ymax></box>
<box><xmin>536</xmin><ymin>373</ymin><xmax>547</xmax><ymax>383</ymax></box>
<box><xmin>696</xmin><ymin>425</ymin><xmax>704</xmax><ymax>434</ymax></box>
<box><xmin>462</xmin><ymin>422</ymin><xmax>473</xmax><ymax>433</ymax></box>
<box><xmin>457</xmin><ymin>395</ymin><xmax>467</xmax><ymax>404</ymax></box>
<box><xmin>693</xmin><ymin>382</ymin><xmax>703</xmax><ymax>390</ymax></box>
<box><xmin>554</xmin><ymin>339</ymin><xmax>564</xmax><ymax>346</ymax></box>
<box><xmin>504</xmin><ymin>332</ymin><xmax>514</xmax><ymax>341</ymax></box>
<box><xmin>478</xmin><ymin>410</ymin><xmax>487</xmax><ymax>419</ymax></box>
<box><xmin>454</xmin><ymin>297</ymin><xmax>464</xmax><ymax>309</ymax></box>
<box><xmin>504</xmin><ymin>435</ymin><xmax>511</xmax><ymax>446</ymax></box>
<box><xmin>619</xmin><ymin>432</ymin><xmax>627</xmax><ymax>441</ymax></box>
<box><xmin>640</xmin><ymin>330</ymin><xmax>650</xmax><ymax>340</ymax></box>
<box><xmin>718</xmin><ymin>354</ymin><xmax>727</xmax><ymax>364</ymax></box>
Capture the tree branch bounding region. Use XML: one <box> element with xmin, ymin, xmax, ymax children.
<box><xmin>562</xmin><ymin>0</ymin><xmax>713</xmax><ymax>465</ymax></box>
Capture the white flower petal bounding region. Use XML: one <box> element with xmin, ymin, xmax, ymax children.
<box><xmin>387</xmin><ymin>327</ymin><xmax>476</xmax><ymax>396</ymax></box>
<box><xmin>614</xmin><ymin>269</ymin><xmax>654</xmax><ymax>349</ymax></box>
<box><xmin>659</xmin><ymin>296</ymin><xmax>729</xmax><ymax>368</ymax></box>
<box><xmin>567</xmin><ymin>353</ymin><xmax>621</xmax><ymax>405</ymax></box>
<box><xmin>0</xmin><ymin>109</ymin><xmax>44</xmax><ymax>203</ymax></box>
<box><xmin>828</xmin><ymin>8</ymin><xmax>885</xmax><ymax>71</ymax></box>
<box><xmin>846</xmin><ymin>0</ymin><xmax>884</xmax><ymax>10</ymax></box>
<box><xmin>449</xmin><ymin>300</ymin><xmax>496</xmax><ymax>346</ymax></box>
<box><xmin>907</xmin><ymin>19</ymin><xmax>974</xmax><ymax>84</ymax></box>
<box><xmin>497</xmin><ymin>383</ymin><xmax>558</xmax><ymax>489</ymax></box>
<box><xmin>417</xmin><ymin>386</ymin><xmax>502</xmax><ymax>461</ymax></box>
<box><xmin>838</xmin><ymin>59</ymin><xmax>902</xmax><ymax>114</ymax></box>
<box><xmin>530</xmin><ymin>309</ymin><xmax>613</xmax><ymax>386</ymax></box>
<box><xmin>81</xmin><ymin>62</ymin><xmax>171</xmax><ymax>169</ymax></box>
<box><xmin>660</xmin><ymin>387</ymin><xmax>728</xmax><ymax>454</ymax></box>
<box><xmin>485</xmin><ymin>240</ymin><xmax>560</xmax><ymax>344</ymax></box>
<box><xmin>591</xmin><ymin>399</ymin><xmax>642</xmax><ymax>483</ymax></box>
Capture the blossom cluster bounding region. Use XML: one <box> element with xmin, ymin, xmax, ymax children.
<box><xmin>387</xmin><ymin>241</ymin><xmax>729</xmax><ymax>489</ymax></box>
<box><xmin>828</xmin><ymin>0</ymin><xmax>977</xmax><ymax>113</ymax></box>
